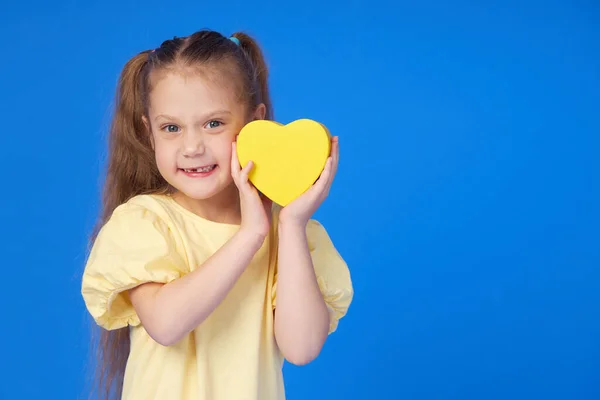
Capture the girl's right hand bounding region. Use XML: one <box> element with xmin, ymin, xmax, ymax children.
<box><xmin>231</xmin><ymin>142</ymin><xmax>273</xmax><ymax>239</ymax></box>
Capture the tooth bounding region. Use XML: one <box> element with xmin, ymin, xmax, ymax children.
<box><xmin>183</xmin><ymin>165</ymin><xmax>215</xmax><ymax>173</ymax></box>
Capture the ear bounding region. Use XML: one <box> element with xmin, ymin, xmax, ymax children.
<box><xmin>253</xmin><ymin>103</ymin><xmax>267</xmax><ymax>121</ymax></box>
<box><xmin>142</xmin><ymin>116</ymin><xmax>155</xmax><ymax>150</ymax></box>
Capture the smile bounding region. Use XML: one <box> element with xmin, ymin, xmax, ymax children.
<box><xmin>180</xmin><ymin>165</ymin><xmax>217</xmax><ymax>173</ymax></box>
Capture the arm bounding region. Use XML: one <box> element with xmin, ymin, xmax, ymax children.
<box><xmin>129</xmin><ymin>229</ymin><xmax>264</xmax><ymax>346</ymax></box>
<box><xmin>130</xmin><ymin>145</ymin><xmax>272</xmax><ymax>347</ymax></box>
<box><xmin>273</xmin><ymin>136</ymin><xmax>340</xmax><ymax>365</ymax></box>
<box><xmin>273</xmin><ymin>220</ymin><xmax>330</xmax><ymax>365</ymax></box>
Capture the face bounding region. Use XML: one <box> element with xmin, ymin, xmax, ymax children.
<box><xmin>145</xmin><ymin>70</ymin><xmax>264</xmax><ymax>204</ymax></box>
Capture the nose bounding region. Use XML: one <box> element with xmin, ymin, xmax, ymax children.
<box><xmin>181</xmin><ymin>131</ymin><xmax>205</xmax><ymax>157</ymax></box>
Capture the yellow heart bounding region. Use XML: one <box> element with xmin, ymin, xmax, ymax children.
<box><xmin>236</xmin><ymin>119</ymin><xmax>331</xmax><ymax>206</ymax></box>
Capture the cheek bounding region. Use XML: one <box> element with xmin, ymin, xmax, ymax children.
<box><xmin>153</xmin><ymin>141</ymin><xmax>175</xmax><ymax>170</ymax></box>
<box><xmin>213</xmin><ymin>137</ymin><xmax>234</xmax><ymax>169</ymax></box>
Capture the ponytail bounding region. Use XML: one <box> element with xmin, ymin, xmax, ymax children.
<box><xmin>90</xmin><ymin>50</ymin><xmax>166</xmax><ymax>400</ymax></box>
<box><xmin>99</xmin><ymin>50</ymin><xmax>167</xmax><ymax>231</ymax></box>
<box><xmin>230</xmin><ymin>32</ymin><xmax>274</xmax><ymax>120</ymax></box>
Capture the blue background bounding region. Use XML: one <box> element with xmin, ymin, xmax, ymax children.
<box><xmin>1</xmin><ymin>0</ymin><xmax>599</xmax><ymax>399</ymax></box>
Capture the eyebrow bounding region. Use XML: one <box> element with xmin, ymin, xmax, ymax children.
<box><xmin>154</xmin><ymin>114</ymin><xmax>179</xmax><ymax>121</ymax></box>
<box><xmin>154</xmin><ymin>110</ymin><xmax>232</xmax><ymax>121</ymax></box>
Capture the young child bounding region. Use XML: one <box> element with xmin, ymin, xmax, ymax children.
<box><xmin>81</xmin><ymin>29</ymin><xmax>353</xmax><ymax>400</ymax></box>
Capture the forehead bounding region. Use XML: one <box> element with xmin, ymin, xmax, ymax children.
<box><xmin>147</xmin><ymin>69</ymin><xmax>243</xmax><ymax>116</ymax></box>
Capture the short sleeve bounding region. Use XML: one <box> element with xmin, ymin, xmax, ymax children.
<box><xmin>271</xmin><ymin>219</ymin><xmax>353</xmax><ymax>334</ymax></box>
<box><xmin>81</xmin><ymin>204</ymin><xmax>188</xmax><ymax>330</ymax></box>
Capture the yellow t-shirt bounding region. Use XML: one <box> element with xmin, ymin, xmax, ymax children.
<box><xmin>81</xmin><ymin>194</ymin><xmax>353</xmax><ymax>400</ymax></box>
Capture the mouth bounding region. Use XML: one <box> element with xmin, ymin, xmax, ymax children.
<box><xmin>179</xmin><ymin>164</ymin><xmax>217</xmax><ymax>173</ymax></box>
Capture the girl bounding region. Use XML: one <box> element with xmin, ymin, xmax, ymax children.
<box><xmin>81</xmin><ymin>29</ymin><xmax>353</xmax><ymax>400</ymax></box>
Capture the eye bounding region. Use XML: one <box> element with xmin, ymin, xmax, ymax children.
<box><xmin>162</xmin><ymin>124</ymin><xmax>180</xmax><ymax>133</ymax></box>
<box><xmin>206</xmin><ymin>120</ymin><xmax>222</xmax><ymax>129</ymax></box>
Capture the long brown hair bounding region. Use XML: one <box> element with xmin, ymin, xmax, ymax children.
<box><xmin>87</xmin><ymin>30</ymin><xmax>273</xmax><ymax>400</ymax></box>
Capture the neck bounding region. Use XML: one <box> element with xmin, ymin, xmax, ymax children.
<box><xmin>171</xmin><ymin>183</ymin><xmax>241</xmax><ymax>225</ymax></box>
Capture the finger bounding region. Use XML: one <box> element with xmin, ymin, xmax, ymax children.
<box><xmin>323</xmin><ymin>155</ymin><xmax>338</xmax><ymax>197</ymax></box>
<box><xmin>240</xmin><ymin>160</ymin><xmax>254</xmax><ymax>185</ymax></box>
<box><xmin>312</xmin><ymin>157</ymin><xmax>333</xmax><ymax>195</ymax></box>
<box><xmin>231</xmin><ymin>142</ymin><xmax>241</xmax><ymax>181</ymax></box>
<box><xmin>329</xmin><ymin>137</ymin><xmax>339</xmax><ymax>184</ymax></box>
<box><xmin>330</xmin><ymin>135</ymin><xmax>339</xmax><ymax>155</ymax></box>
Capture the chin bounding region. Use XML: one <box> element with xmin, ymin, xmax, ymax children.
<box><xmin>174</xmin><ymin>181</ymin><xmax>237</xmax><ymax>203</ymax></box>
<box><xmin>176</xmin><ymin>186</ymin><xmax>223</xmax><ymax>201</ymax></box>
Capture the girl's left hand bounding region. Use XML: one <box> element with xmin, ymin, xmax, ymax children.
<box><xmin>278</xmin><ymin>136</ymin><xmax>339</xmax><ymax>227</ymax></box>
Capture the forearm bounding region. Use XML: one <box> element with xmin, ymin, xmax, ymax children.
<box><xmin>130</xmin><ymin>229</ymin><xmax>265</xmax><ymax>346</ymax></box>
<box><xmin>274</xmin><ymin>221</ymin><xmax>330</xmax><ymax>365</ymax></box>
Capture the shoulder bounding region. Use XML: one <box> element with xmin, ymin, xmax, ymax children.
<box><xmin>306</xmin><ymin>218</ymin><xmax>328</xmax><ymax>239</ymax></box>
<box><xmin>106</xmin><ymin>194</ymin><xmax>179</xmax><ymax>227</ymax></box>
<box><xmin>307</xmin><ymin>218</ymin><xmax>324</xmax><ymax>230</ymax></box>
<box><xmin>96</xmin><ymin>194</ymin><xmax>178</xmax><ymax>244</ymax></box>
<box><xmin>86</xmin><ymin>195</ymin><xmax>187</xmax><ymax>275</ymax></box>
<box><xmin>113</xmin><ymin>194</ymin><xmax>174</xmax><ymax>218</ymax></box>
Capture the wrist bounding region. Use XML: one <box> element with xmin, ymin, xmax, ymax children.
<box><xmin>278</xmin><ymin>218</ymin><xmax>308</xmax><ymax>234</ymax></box>
<box><xmin>235</xmin><ymin>228</ymin><xmax>268</xmax><ymax>250</ymax></box>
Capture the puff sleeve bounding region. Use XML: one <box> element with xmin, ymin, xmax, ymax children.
<box><xmin>81</xmin><ymin>204</ymin><xmax>188</xmax><ymax>330</ymax></box>
<box><xmin>272</xmin><ymin>219</ymin><xmax>354</xmax><ymax>334</ymax></box>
